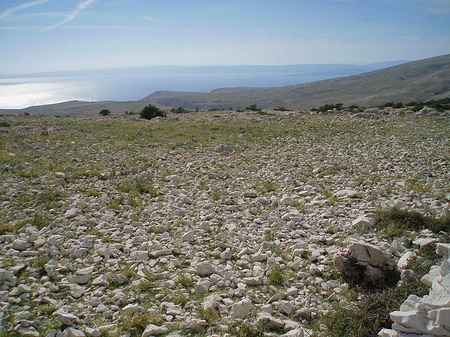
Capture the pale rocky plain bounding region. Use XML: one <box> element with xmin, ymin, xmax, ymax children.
<box><xmin>0</xmin><ymin>107</ymin><xmax>449</xmax><ymax>337</ymax></box>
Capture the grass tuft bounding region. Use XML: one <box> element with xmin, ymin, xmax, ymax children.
<box><xmin>311</xmin><ymin>281</ymin><xmax>429</xmax><ymax>337</ymax></box>
<box><xmin>375</xmin><ymin>206</ymin><xmax>450</xmax><ymax>237</ymax></box>
<box><xmin>267</xmin><ymin>267</ymin><xmax>285</xmax><ymax>286</ymax></box>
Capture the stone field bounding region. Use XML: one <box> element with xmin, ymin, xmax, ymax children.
<box><xmin>0</xmin><ymin>108</ymin><xmax>450</xmax><ymax>337</ymax></box>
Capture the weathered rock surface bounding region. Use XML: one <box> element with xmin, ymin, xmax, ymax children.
<box><xmin>1</xmin><ymin>112</ymin><xmax>449</xmax><ymax>336</ymax></box>
<box><xmin>379</xmin><ymin>257</ymin><xmax>450</xmax><ymax>337</ymax></box>
<box><xmin>334</xmin><ymin>241</ymin><xmax>399</xmax><ymax>286</ymax></box>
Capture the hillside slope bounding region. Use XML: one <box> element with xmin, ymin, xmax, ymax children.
<box><xmin>141</xmin><ymin>54</ymin><xmax>450</xmax><ymax>110</ymax></box>
<box><xmin>0</xmin><ymin>101</ymin><xmax>167</xmax><ymax>116</ymax></box>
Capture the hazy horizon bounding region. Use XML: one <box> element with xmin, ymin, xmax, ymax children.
<box><xmin>1</xmin><ymin>0</ymin><xmax>449</xmax><ymax>109</ymax></box>
<box><xmin>0</xmin><ymin>61</ymin><xmax>409</xmax><ymax>109</ymax></box>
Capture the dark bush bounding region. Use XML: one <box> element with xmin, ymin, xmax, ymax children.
<box><xmin>274</xmin><ymin>106</ymin><xmax>292</xmax><ymax>111</ymax></box>
<box><xmin>140</xmin><ymin>104</ymin><xmax>167</xmax><ymax>120</ymax></box>
<box><xmin>171</xmin><ymin>106</ymin><xmax>190</xmax><ymax>114</ymax></box>
<box><xmin>245</xmin><ymin>104</ymin><xmax>261</xmax><ymax>112</ymax></box>
<box><xmin>316</xmin><ymin>103</ymin><xmax>344</xmax><ymax>112</ymax></box>
<box><xmin>99</xmin><ymin>109</ymin><xmax>111</xmax><ymax>116</ymax></box>
<box><xmin>0</xmin><ymin>121</ymin><xmax>11</xmax><ymax>127</ymax></box>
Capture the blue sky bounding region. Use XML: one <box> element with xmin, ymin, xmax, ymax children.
<box><xmin>1</xmin><ymin>0</ymin><xmax>450</xmax><ymax>75</ymax></box>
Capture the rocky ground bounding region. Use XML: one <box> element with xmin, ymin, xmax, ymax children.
<box><xmin>0</xmin><ymin>108</ymin><xmax>449</xmax><ymax>337</ymax></box>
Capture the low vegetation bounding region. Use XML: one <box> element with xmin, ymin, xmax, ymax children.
<box><xmin>0</xmin><ymin>111</ymin><xmax>449</xmax><ymax>337</ymax></box>
<box><xmin>313</xmin><ymin>281</ymin><xmax>429</xmax><ymax>337</ymax></box>
<box><xmin>99</xmin><ymin>109</ymin><xmax>111</xmax><ymax>116</ymax></box>
<box><xmin>139</xmin><ymin>104</ymin><xmax>167</xmax><ymax>120</ymax></box>
<box><xmin>375</xmin><ymin>206</ymin><xmax>450</xmax><ymax>237</ymax></box>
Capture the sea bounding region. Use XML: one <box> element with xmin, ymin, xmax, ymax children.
<box><xmin>0</xmin><ymin>62</ymin><xmax>405</xmax><ymax>109</ymax></box>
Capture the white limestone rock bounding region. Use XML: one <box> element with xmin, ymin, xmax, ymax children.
<box><xmin>0</xmin><ymin>269</ymin><xmax>17</xmax><ymax>286</ymax></box>
<box><xmin>64</xmin><ymin>208</ymin><xmax>80</xmax><ymax>218</ymax></box>
<box><xmin>122</xmin><ymin>304</ymin><xmax>145</xmax><ymax>313</ymax></box>
<box><xmin>130</xmin><ymin>251</ymin><xmax>149</xmax><ymax>262</ymax></box>
<box><xmin>397</xmin><ymin>252</ymin><xmax>416</xmax><ymax>270</ymax></box>
<box><xmin>202</xmin><ymin>294</ymin><xmax>220</xmax><ymax>311</ymax></box>
<box><xmin>71</xmin><ymin>267</ymin><xmax>94</xmax><ymax>285</ymax></box>
<box><xmin>142</xmin><ymin>324</ymin><xmax>169</xmax><ymax>337</ymax></box>
<box><xmin>15</xmin><ymin>325</ymin><xmax>39</xmax><ymax>337</ymax></box>
<box><xmin>231</xmin><ymin>298</ymin><xmax>252</xmax><ymax>319</ymax></box>
<box><xmin>195</xmin><ymin>279</ymin><xmax>211</xmax><ymax>294</ymax></box>
<box><xmin>53</xmin><ymin>311</ymin><xmax>80</xmax><ymax>326</ymax></box>
<box><xmin>382</xmin><ymin>257</ymin><xmax>450</xmax><ymax>336</ymax></box>
<box><xmin>181</xmin><ymin>231</ymin><xmax>195</xmax><ymax>243</ymax></box>
<box><xmin>349</xmin><ymin>242</ymin><xmax>396</xmax><ymax>269</ymax></box>
<box><xmin>12</xmin><ymin>239</ymin><xmax>28</xmax><ymax>251</ymax></box>
<box><xmin>196</xmin><ymin>262</ymin><xmax>215</xmax><ymax>276</ymax></box>
<box><xmin>257</xmin><ymin>312</ymin><xmax>285</xmax><ymax>330</ymax></box>
<box><xmin>351</xmin><ymin>216</ymin><xmax>376</xmax><ymax>230</ymax></box>
<box><xmin>92</xmin><ymin>275</ymin><xmax>108</xmax><ymax>287</ymax></box>
<box><xmin>64</xmin><ymin>327</ymin><xmax>85</xmax><ymax>337</ymax></box>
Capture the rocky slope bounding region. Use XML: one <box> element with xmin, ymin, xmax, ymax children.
<box><xmin>0</xmin><ymin>108</ymin><xmax>449</xmax><ymax>336</ymax></box>
<box><xmin>142</xmin><ymin>54</ymin><xmax>450</xmax><ymax>110</ymax></box>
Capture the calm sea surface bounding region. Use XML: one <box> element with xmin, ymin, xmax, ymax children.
<box><xmin>0</xmin><ymin>63</ymin><xmax>404</xmax><ymax>109</ymax></box>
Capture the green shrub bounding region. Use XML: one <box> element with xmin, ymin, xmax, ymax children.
<box><xmin>316</xmin><ymin>103</ymin><xmax>344</xmax><ymax>112</ymax></box>
<box><xmin>0</xmin><ymin>121</ymin><xmax>11</xmax><ymax>127</ymax></box>
<box><xmin>140</xmin><ymin>104</ymin><xmax>167</xmax><ymax>120</ymax></box>
<box><xmin>313</xmin><ymin>281</ymin><xmax>429</xmax><ymax>337</ymax></box>
<box><xmin>119</xmin><ymin>312</ymin><xmax>163</xmax><ymax>337</ymax></box>
<box><xmin>245</xmin><ymin>104</ymin><xmax>261</xmax><ymax>112</ymax></box>
<box><xmin>171</xmin><ymin>106</ymin><xmax>190</xmax><ymax>114</ymax></box>
<box><xmin>99</xmin><ymin>109</ymin><xmax>111</xmax><ymax>116</ymax></box>
<box><xmin>267</xmin><ymin>267</ymin><xmax>285</xmax><ymax>285</ymax></box>
<box><xmin>197</xmin><ymin>308</ymin><xmax>220</xmax><ymax>324</ymax></box>
<box><xmin>274</xmin><ymin>106</ymin><xmax>291</xmax><ymax>111</ymax></box>
<box><xmin>375</xmin><ymin>207</ymin><xmax>450</xmax><ymax>236</ymax></box>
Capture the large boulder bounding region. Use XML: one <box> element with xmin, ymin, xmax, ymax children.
<box><xmin>334</xmin><ymin>241</ymin><xmax>399</xmax><ymax>288</ymax></box>
<box><xmin>379</xmin><ymin>257</ymin><xmax>450</xmax><ymax>336</ymax></box>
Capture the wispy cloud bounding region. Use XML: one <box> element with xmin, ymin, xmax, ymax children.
<box><xmin>64</xmin><ymin>25</ymin><xmax>152</xmax><ymax>30</ymax></box>
<box><xmin>0</xmin><ymin>0</ymin><xmax>49</xmax><ymax>20</ymax></box>
<box><xmin>43</xmin><ymin>0</ymin><xmax>95</xmax><ymax>31</ymax></box>
<box><xmin>143</xmin><ymin>16</ymin><xmax>163</xmax><ymax>24</ymax></box>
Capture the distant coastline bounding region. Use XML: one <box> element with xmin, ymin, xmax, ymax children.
<box><xmin>0</xmin><ymin>62</ymin><xmax>406</xmax><ymax>109</ymax></box>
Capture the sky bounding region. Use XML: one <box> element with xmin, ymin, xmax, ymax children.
<box><xmin>1</xmin><ymin>0</ymin><xmax>450</xmax><ymax>75</ymax></box>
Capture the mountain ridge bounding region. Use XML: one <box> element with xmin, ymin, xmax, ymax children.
<box><xmin>141</xmin><ymin>54</ymin><xmax>450</xmax><ymax>110</ymax></box>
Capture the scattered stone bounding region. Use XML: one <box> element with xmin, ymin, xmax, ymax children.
<box><xmin>397</xmin><ymin>251</ymin><xmax>416</xmax><ymax>269</ymax></box>
<box><xmin>257</xmin><ymin>312</ymin><xmax>285</xmax><ymax>330</ymax></box>
<box><xmin>12</xmin><ymin>239</ymin><xmax>28</xmax><ymax>251</ymax></box>
<box><xmin>64</xmin><ymin>208</ymin><xmax>80</xmax><ymax>218</ymax></box>
<box><xmin>142</xmin><ymin>324</ymin><xmax>169</xmax><ymax>337</ymax></box>
<box><xmin>71</xmin><ymin>267</ymin><xmax>94</xmax><ymax>285</ymax></box>
<box><xmin>92</xmin><ymin>275</ymin><xmax>108</xmax><ymax>287</ymax></box>
<box><xmin>215</xmin><ymin>144</ymin><xmax>235</xmax><ymax>153</ymax></box>
<box><xmin>351</xmin><ymin>216</ymin><xmax>376</xmax><ymax>230</ymax></box>
<box><xmin>15</xmin><ymin>326</ymin><xmax>39</xmax><ymax>337</ymax></box>
<box><xmin>64</xmin><ymin>327</ymin><xmax>85</xmax><ymax>337</ymax></box>
<box><xmin>380</xmin><ymin>257</ymin><xmax>450</xmax><ymax>336</ymax></box>
<box><xmin>231</xmin><ymin>298</ymin><xmax>252</xmax><ymax>319</ymax></box>
<box><xmin>130</xmin><ymin>251</ymin><xmax>149</xmax><ymax>262</ymax></box>
<box><xmin>196</xmin><ymin>262</ymin><xmax>215</xmax><ymax>276</ymax></box>
<box><xmin>2</xmin><ymin>113</ymin><xmax>449</xmax><ymax>337</ymax></box>
<box><xmin>0</xmin><ymin>269</ymin><xmax>17</xmax><ymax>286</ymax></box>
<box><xmin>53</xmin><ymin>311</ymin><xmax>80</xmax><ymax>326</ymax></box>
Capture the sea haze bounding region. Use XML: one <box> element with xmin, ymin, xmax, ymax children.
<box><xmin>0</xmin><ymin>61</ymin><xmax>405</xmax><ymax>109</ymax></box>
